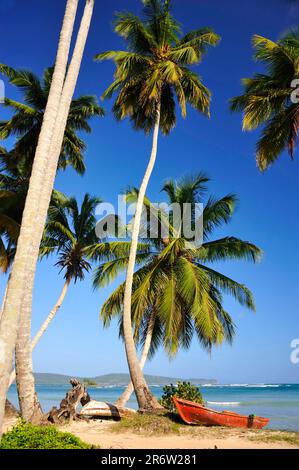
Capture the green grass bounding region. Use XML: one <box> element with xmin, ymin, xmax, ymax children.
<box><xmin>0</xmin><ymin>420</ymin><xmax>95</xmax><ymax>449</ymax></box>
<box><xmin>110</xmin><ymin>413</ymin><xmax>299</xmax><ymax>447</ymax></box>
<box><xmin>111</xmin><ymin>412</ymin><xmax>182</xmax><ymax>436</ymax></box>
<box><xmin>248</xmin><ymin>431</ymin><xmax>299</xmax><ymax>447</ymax></box>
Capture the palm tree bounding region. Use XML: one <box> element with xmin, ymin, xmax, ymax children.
<box><xmin>0</xmin><ymin>56</ymin><xmax>103</xmax><ymax>400</ymax></box>
<box><xmin>0</xmin><ymin>65</ymin><xmax>103</xmax><ymax>271</ymax></box>
<box><xmin>8</xmin><ymin>192</ymin><xmax>102</xmax><ymax>385</ymax></box>
<box><xmin>94</xmin><ymin>174</ymin><xmax>262</xmax><ymax>407</ymax></box>
<box><xmin>0</xmin><ymin>0</ymin><xmax>94</xmax><ymax>432</ymax></box>
<box><xmin>95</xmin><ymin>0</ymin><xmax>220</xmax><ymax>411</ymax></box>
<box><xmin>230</xmin><ymin>29</ymin><xmax>299</xmax><ymax>170</ymax></box>
<box><xmin>0</xmin><ymin>65</ymin><xmax>104</xmax><ymax>177</ymax></box>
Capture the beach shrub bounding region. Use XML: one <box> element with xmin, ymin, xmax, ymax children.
<box><xmin>83</xmin><ymin>378</ymin><xmax>97</xmax><ymax>386</ymax></box>
<box><xmin>0</xmin><ymin>420</ymin><xmax>93</xmax><ymax>449</ymax></box>
<box><xmin>159</xmin><ymin>381</ymin><xmax>204</xmax><ymax>413</ymax></box>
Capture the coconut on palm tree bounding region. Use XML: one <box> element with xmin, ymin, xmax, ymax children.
<box><xmin>94</xmin><ymin>174</ymin><xmax>262</xmax><ymax>408</ymax></box>
<box><xmin>230</xmin><ymin>29</ymin><xmax>299</xmax><ymax>170</ymax></box>
<box><xmin>95</xmin><ymin>0</ymin><xmax>220</xmax><ymax>411</ymax></box>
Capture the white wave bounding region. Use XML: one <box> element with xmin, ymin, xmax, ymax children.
<box><xmin>207</xmin><ymin>401</ymin><xmax>241</xmax><ymax>406</ymax></box>
<box><xmin>249</xmin><ymin>384</ymin><xmax>280</xmax><ymax>388</ymax></box>
<box><xmin>208</xmin><ymin>383</ymin><xmax>281</xmax><ymax>388</ymax></box>
<box><xmin>228</xmin><ymin>384</ymin><xmax>249</xmax><ymax>387</ymax></box>
<box><xmin>202</xmin><ymin>384</ymin><xmax>248</xmax><ymax>388</ymax></box>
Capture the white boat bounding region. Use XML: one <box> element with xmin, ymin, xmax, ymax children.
<box><xmin>79</xmin><ymin>400</ymin><xmax>136</xmax><ymax>418</ymax></box>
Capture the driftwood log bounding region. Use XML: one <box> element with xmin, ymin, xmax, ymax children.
<box><xmin>47</xmin><ymin>379</ymin><xmax>90</xmax><ymax>424</ymax></box>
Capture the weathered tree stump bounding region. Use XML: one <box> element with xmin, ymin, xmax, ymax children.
<box><xmin>47</xmin><ymin>379</ymin><xmax>90</xmax><ymax>424</ymax></box>
<box><xmin>30</xmin><ymin>393</ymin><xmax>45</xmax><ymax>425</ymax></box>
<box><xmin>5</xmin><ymin>399</ymin><xmax>20</xmax><ymax>419</ymax></box>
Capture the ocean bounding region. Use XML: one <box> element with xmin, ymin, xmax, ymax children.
<box><xmin>7</xmin><ymin>383</ymin><xmax>299</xmax><ymax>432</ymax></box>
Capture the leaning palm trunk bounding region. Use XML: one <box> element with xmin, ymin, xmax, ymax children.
<box><xmin>12</xmin><ymin>0</ymin><xmax>94</xmax><ymax>426</ymax></box>
<box><xmin>115</xmin><ymin>311</ymin><xmax>156</xmax><ymax>408</ymax></box>
<box><xmin>9</xmin><ymin>279</ymin><xmax>71</xmax><ymax>387</ymax></box>
<box><xmin>0</xmin><ymin>0</ymin><xmax>79</xmax><ymax>432</ymax></box>
<box><xmin>31</xmin><ymin>279</ymin><xmax>71</xmax><ymax>350</ymax></box>
<box><xmin>122</xmin><ymin>102</ymin><xmax>163</xmax><ymax>412</ymax></box>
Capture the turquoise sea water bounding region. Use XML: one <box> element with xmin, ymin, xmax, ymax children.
<box><xmin>7</xmin><ymin>383</ymin><xmax>299</xmax><ymax>432</ymax></box>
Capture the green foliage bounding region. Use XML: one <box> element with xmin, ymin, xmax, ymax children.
<box><xmin>230</xmin><ymin>29</ymin><xmax>299</xmax><ymax>170</ymax></box>
<box><xmin>0</xmin><ymin>421</ymin><xmax>93</xmax><ymax>449</ymax></box>
<box><xmin>248</xmin><ymin>431</ymin><xmax>299</xmax><ymax>447</ymax></box>
<box><xmin>83</xmin><ymin>378</ymin><xmax>97</xmax><ymax>386</ymax></box>
<box><xmin>111</xmin><ymin>412</ymin><xmax>180</xmax><ymax>436</ymax></box>
<box><xmin>159</xmin><ymin>381</ymin><xmax>204</xmax><ymax>412</ymax></box>
<box><xmin>0</xmin><ymin>64</ymin><xmax>104</xmax><ymax>270</ymax></box>
<box><xmin>40</xmin><ymin>192</ymin><xmax>102</xmax><ymax>282</ymax></box>
<box><xmin>95</xmin><ymin>0</ymin><xmax>219</xmax><ymax>135</ymax></box>
<box><xmin>97</xmin><ymin>174</ymin><xmax>261</xmax><ymax>358</ymax></box>
<box><xmin>0</xmin><ymin>65</ymin><xmax>104</xmax><ymax>177</ymax></box>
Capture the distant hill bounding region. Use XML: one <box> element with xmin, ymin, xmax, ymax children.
<box><xmin>34</xmin><ymin>372</ymin><xmax>217</xmax><ymax>386</ymax></box>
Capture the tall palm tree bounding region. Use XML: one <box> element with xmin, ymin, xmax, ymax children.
<box><xmin>0</xmin><ymin>0</ymin><xmax>94</xmax><ymax>432</ymax></box>
<box><xmin>94</xmin><ymin>174</ymin><xmax>262</xmax><ymax>407</ymax></box>
<box><xmin>15</xmin><ymin>0</ymin><xmax>95</xmax><ymax>425</ymax></box>
<box><xmin>230</xmin><ymin>29</ymin><xmax>299</xmax><ymax>170</ymax></box>
<box><xmin>8</xmin><ymin>192</ymin><xmax>102</xmax><ymax>385</ymax></box>
<box><xmin>95</xmin><ymin>0</ymin><xmax>220</xmax><ymax>411</ymax></box>
<box><xmin>0</xmin><ymin>65</ymin><xmax>104</xmax><ymax>177</ymax></box>
<box><xmin>0</xmin><ymin>0</ymin><xmax>79</xmax><ymax>429</ymax></box>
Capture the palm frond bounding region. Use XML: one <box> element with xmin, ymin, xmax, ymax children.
<box><xmin>198</xmin><ymin>237</ymin><xmax>262</xmax><ymax>263</ymax></box>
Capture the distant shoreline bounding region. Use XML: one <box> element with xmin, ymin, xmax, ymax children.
<box><xmin>27</xmin><ymin>373</ymin><xmax>298</xmax><ymax>387</ymax></box>
<box><xmin>32</xmin><ymin>372</ymin><xmax>218</xmax><ymax>386</ymax></box>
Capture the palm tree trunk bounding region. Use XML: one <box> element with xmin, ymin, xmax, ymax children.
<box><xmin>0</xmin><ymin>0</ymin><xmax>79</xmax><ymax>434</ymax></box>
<box><xmin>122</xmin><ymin>101</ymin><xmax>163</xmax><ymax>412</ymax></box>
<box><xmin>12</xmin><ymin>0</ymin><xmax>94</xmax><ymax>425</ymax></box>
<box><xmin>14</xmin><ymin>284</ymin><xmax>42</xmax><ymax>422</ymax></box>
<box><xmin>13</xmin><ymin>0</ymin><xmax>93</xmax><ymax>425</ymax></box>
<box><xmin>0</xmin><ymin>281</ymin><xmax>8</xmax><ymax>321</ymax></box>
<box><xmin>9</xmin><ymin>279</ymin><xmax>71</xmax><ymax>387</ymax></box>
<box><xmin>32</xmin><ymin>278</ymin><xmax>71</xmax><ymax>350</ymax></box>
<box><xmin>115</xmin><ymin>311</ymin><xmax>155</xmax><ymax>408</ymax></box>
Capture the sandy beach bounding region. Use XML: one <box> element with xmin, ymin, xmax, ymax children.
<box><xmin>4</xmin><ymin>413</ymin><xmax>299</xmax><ymax>449</ymax></box>
<box><xmin>62</xmin><ymin>419</ymin><xmax>299</xmax><ymax>449</ymax></box>
<box><xmin>4</xmin><ymin>418</ymin><xmax>299</xmax><ymax>449</ymax></box>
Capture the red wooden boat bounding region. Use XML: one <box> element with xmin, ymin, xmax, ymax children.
<box><xmin>173</xmin><ymin>397</ymin><xmax>269</xmax><ymax>429</ymax></box>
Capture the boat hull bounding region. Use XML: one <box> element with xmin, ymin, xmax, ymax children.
<box><xmin>173</xmin><ymin>397</ymin><xmax>269</xmax><ymax>429</ymax></box>
<box><xmin>79</xmin><ymin>400</ymin><xmax>136</xmax><ymax>418</ymax></box>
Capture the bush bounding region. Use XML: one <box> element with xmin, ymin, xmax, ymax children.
<box><xmin>159</xmin><ymin>381</ymin><xmax>204</xmax><ymax>413</ymax></box>
<box><xmin>83</xmin><ymin>378</ymin><xmax>97</xmax><ymax>386</ymax></box>
<box><xmin>0</xmin><ymin>420</ymin><xmax>93</xmax><ymax>449</ymax></box>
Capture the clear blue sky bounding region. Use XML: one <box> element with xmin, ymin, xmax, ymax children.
<box><xmin>1</xmin><ymin>0</ymin><xmax>298</xmax><ymax>384</ymax></box>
